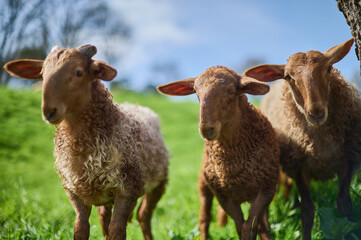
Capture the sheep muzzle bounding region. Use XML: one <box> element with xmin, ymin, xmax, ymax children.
<box><xmin>199</xmin><ymin>122</ymin><xmax>221</xmax><ymax>141</ymax></box>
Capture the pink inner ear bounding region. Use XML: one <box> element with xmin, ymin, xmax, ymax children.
<box><xmin>249</xmin><ymin>68</ymin><xmax>283</xmax><ymax>82</ymax></box>
<box><xmin>17</xmin><ymin>64</ymin><xmax>36</xmax><ymax>69</ymax></box>
<box><xmin>16</xmin><ymin>65</ymin><xmax>42</xmax><ymax>78</ymax></box>
<box><xmin>265</xmin><ymin>71</ymin><xmax>282</xmax><ymax>79</ymax></box>
<box><xmin>161</xmin><ymin>84</ymin><xmax>194</xmax><ymax>95</ymax></box>
<box><xmin>28</xmin><ymin>69</ymin><xmax>42</xmax><ymax>77</ymax></box>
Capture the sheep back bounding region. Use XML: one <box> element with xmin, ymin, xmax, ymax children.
<box><xmin>54</xmin><ymin>81</ymin><xmax>168</xmax><ymax>205</ymax></box>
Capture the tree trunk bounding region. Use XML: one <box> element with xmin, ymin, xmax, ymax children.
<box><xmin>337</xmin><ymin>0</ymin><xmax>361</xmax><ymax>72</ymax></box>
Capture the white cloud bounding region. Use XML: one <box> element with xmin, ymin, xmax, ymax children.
<box><xmin>105</xmin><ymin>0</ymin><xmax>359</xmax><ymax>90</ymax></box>
<box><xmin>115</xmin><ymin>1</ymin><xmax>192</xmax><ymax>44</ymax></box>
<box><xmin>108</xmin><ymin>0</ymin><xmax>197</xmax><ymax>89</ymax></box>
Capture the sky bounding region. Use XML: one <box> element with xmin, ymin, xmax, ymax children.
<box><xmin>103</xmin><ymin>0</ymin><xmax>360</xmax><ymax>91</ymax></box>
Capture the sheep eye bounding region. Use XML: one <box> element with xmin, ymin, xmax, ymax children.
<box><xmin>228</xmin><ymin>89</ymin><xmax>235</xmax><ymax>95</ymax></box>
<box><xmin>327</xmin><ymin>66</ymin><xmax>332</xmax><ymax>73</ymax></box>
<box><xmin>284</xmin><ymin>74</ymin><xmax>292</xmax><ymax>81</ymax></box>
<box><xmin>76</xmin><ymin>70</ymin><xmax>83</xmax><ymax>77</ymax></box>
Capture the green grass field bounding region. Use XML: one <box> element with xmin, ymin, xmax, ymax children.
<box><xmin>1</xmin><ymin>86</ymin><xmax>361</xmax><ymax>239</ymax></box>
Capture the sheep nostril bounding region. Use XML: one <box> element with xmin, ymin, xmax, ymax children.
<box><xmin>45</xmin><ymin>108</ymin><xmax>57</xmax><ymax>120</ymax></box>
<box><xmin>207</xmin><ymin>127</ymin><xmax>215</xmax><ymax>138</ymax></box>
<box><xmin>201</xmin><ymin>126</ymin><xmax>217</xmax><ymax>140</ymax></box>
<box><xmin>308</xmin><ymin>110</ymin><xmax>325</xmax><ymax>120</ymax></box>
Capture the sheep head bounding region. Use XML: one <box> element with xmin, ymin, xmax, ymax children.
<box><xmin>4</xmin><ymin>44</ymin><xmax>117</xmax><ymax>125</ymax></box>
<box><xmin>243</xmin><ymin>38</ymin><xmax>354</xmax><ymax>127</ymax></box>
<box><xmin>157</xmin><ymin>66</ymin><xmax>269</xmax><ymax>141</ymax></box>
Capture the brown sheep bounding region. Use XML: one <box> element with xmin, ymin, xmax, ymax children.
<box><xmin>4</xmin><ymin>45</ymin><xmax>169</xmax><ymax>240</ymax></box>
<box><xmin>157</xmin><ymin>66</ymin><xmax>280</xmax><ymax>240</ymax></box>
<box><xmin>244</xmin><ymin>38</ymin><xmax>361</xmax><ymax>240</ymax></box>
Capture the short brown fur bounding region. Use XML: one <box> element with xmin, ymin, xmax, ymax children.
<box><xmin>244</xmin><ymin>39</ymin><xmax>361</xmax><ymax>240</ymax></box>
<box><xmin>4</xmin><ymin>45</ymin><xmax>169</xmax><ymax>240</ymax></box>
<box><xmin>157</xmin><ymin>66</ymin><xmax>279</xmax><ymax>240</ymax></box>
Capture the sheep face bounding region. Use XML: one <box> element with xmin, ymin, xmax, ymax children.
<box><xmin>243</xmin><ymin>38</ymin><xmax>354</xmax><ymax>127</ymax></box>
<box><xmin>282</xmin><ymin>51</ymin><xmax>331</xmax><ymax>126</ymax></box>
<box><xmin>41</xmin><ymin>47</ymin><xmax>94</xmax><ymax>124</ymax></box>
<box><xmin>195</xmin><ymin>67</ymin><xmax>241</xmax><ymax>140</ymax></box>
<box><xmin>157</xmin><ymin>66</ymin><xmax>269</xmax><ymax>141</ymax></box>
<box><xmin>4</xmin><ymin>45</ymin><xmax>117</xmax><ymax>125</ymax></box>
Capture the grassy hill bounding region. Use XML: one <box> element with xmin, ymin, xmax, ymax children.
<box><xmin>1</xmin><ymin>86</ymin><xmax>361</xmax><ymax>239</ymax></box>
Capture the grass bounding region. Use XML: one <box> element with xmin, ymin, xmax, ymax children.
<box><xmin>1</xmin><ymin>86</ymin><xmax>361</xmax><ymax>239</ymax></box>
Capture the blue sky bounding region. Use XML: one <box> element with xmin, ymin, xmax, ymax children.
<box><xmin>104</xmin><ymin>0</ymin><xmax>359</xmax><ymax>90</ymax></box>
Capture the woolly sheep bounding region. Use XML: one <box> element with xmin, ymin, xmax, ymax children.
<box><xmin>244</xmin><ymin>38</ymin><xmax>361</xmax><ymax>240</ymax></box>
<box><xmin>4</xmin><ymin>45</ymin><xmax>169</xmax><ymax>240</ymax></box>
<box><xmin>157</xmin><ymin>66</ymin><xmax>280</xmax><ymax>240</ymax></box>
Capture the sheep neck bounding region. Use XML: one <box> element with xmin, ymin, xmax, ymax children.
<box><xmin>55</xmin><ymin>80</ymin><xmax>120</xmax><ymax>154</ymax></box>
<box><xmin>207</xmin><ymin>95</ymin><xmax>254</xmax><ymax>153</ymax></box>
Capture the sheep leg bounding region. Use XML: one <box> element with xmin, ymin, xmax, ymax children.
<box><xmin>217</xmin><ymin>205</ymin><xmax>228</xmax><ymax>227</ymax></box>
<box><xmin>198</xmin><ymin>172</ymin><xmax>214</xmax><ymax>240</ymax></box>
<box><xmin>67</xmin><ymin>191</ymin><xmax>92</xmax><ymax>240</ymax></box>
<box><xmin>216</xmin><ymin>196</ymin><xmax>245</xmax><ymax>238</ymax></box>
<box><xmin>98</xmin><ymin>206</ymin><xmax>113</xmax><ymax>237</ymax></box>
<box><xmin>243</xmin><ymin>191</ymin><xmax>273</xmax><ymax>240</ymax></box>
<box><xmin>108</xmin><ymin>191</ymin><xmax>138</xmax><ymax>240</ymax></box>
<box><xmin>295</xmin><ymin>170</ymin><xmax>314</xmax><ymax>240</ymax></box>
<box><xmin>257</xmin><ymin>209</ymin><xmax>271</xmax><ymax>240</ymax></box>
<box><xmin>137</xmin><ymin>180</ymin><xmax>167</xmax><ymax>240</ymax></box>
<box><xmin>279</xmin><ymin>169</ymin><xmax>293</xmax><ymax>200</ymax></box>
<box><xmin>337</xmin><ymin>164</ymin><xmax>353</xmax><ymax>218</ymax></box>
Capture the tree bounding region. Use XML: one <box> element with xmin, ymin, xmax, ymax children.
<box><xmin>46</xmin><ymin>0</ymin><xmax>131</xmax><ymax>67</ymax></box>
<box><xmin>0</xmin><ymin>0</ymin><xmax>131</xmax><ymax>85</ymax></box>
<box><xmin>0</xmin><ymin>0</ymin><xmax>46</xmax><ymax>84</ymax></box>
<box><xmin>48</xmin><ymin>0</ymin><xmax>130</xmax><ymax>49</ymax></box>
<box><xmin>337</xmin><ymin>0</ymin><xmax>361</xmax><ymax>72</ymax></box>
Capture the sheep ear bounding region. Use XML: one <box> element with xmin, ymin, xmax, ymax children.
<box><xmin>238</xmin><ymin>76</ymin><xmax>270</xmax><ymax>95</ymax></box>
<box><xmin>243</xmin><ymin>64</ymin><xmax>284</xmax><ymax>82</ymax></box>
<box><xmin>4</xmin><ymin>59</ymin><xmax>43</xmax><ymax>80</ymax></box>
<box><xmin>92</xmin><ymin>60</ymin><xmax>117</xmax><ymax>81</ymax></box>
<box><xmin>157</xmin><ymin>78</ymin><xmax>196</xmax><ymax>96</ymax></box>
<box><xmin>324</xmin><ymin>38</ymin><xmax>354</xmax><ymax>65</ymax></box>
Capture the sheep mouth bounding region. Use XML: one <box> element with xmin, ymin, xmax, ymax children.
<box><xmin>43</xmin><ymin>113</ymin><xmax>64</xmax><ymax>125</ymax></box>
<box><xmin>47</xmin><ymin>116</ymin><xmax>63</xmax><ymax>125</ymax></box>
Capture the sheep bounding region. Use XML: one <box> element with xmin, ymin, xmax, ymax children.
<box><xmin>243</xmin><ymin>38</ymin><xmax>361</xmax><ymax>240</ymax></box>
<box><xmin>4</xmin><ymin>44</ymin><xmax>169</xmax><ymax>240</ymax></box>
<box><xmin>157</xmin><ymin>66</ymin><xmax>280</xmax><ymax>240</ymax></box>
